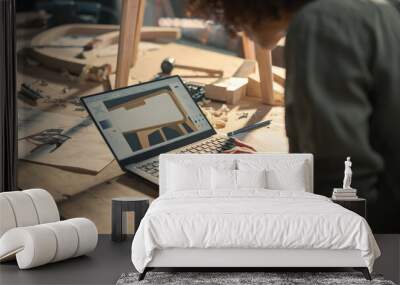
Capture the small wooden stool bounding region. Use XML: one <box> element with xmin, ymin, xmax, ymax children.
<box><xmin>111</xmin><ymin>197</ymin><xmax>150</xmax><ymax>242</ymax></box>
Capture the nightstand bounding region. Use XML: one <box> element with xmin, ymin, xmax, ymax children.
<box><xmin>331</xmin><ymin>197</ymin><xmax>367</xmax><ymax>219</ymax></box>
<box><xmin>111</xmin><ymin>197</ymin><xmax>150</xmax><ymax>242</ymax></box>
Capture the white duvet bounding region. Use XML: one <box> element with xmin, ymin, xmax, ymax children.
<box><xmin>131</xmin><ymin>190</ymin><xmax>380</xmax><ymax>273</ymax></box>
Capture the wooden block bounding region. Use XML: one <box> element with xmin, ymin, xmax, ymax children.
<box><xmin>247</xmin><ymin>72</ymin><xmax>284</xmax><ymax>105</ymax></box>
<box><xmin>205</xmin><ymin>77</ymin><xmax>248</xmax><ymax>104</ymax></box>
<box><xmin>247</xmin><ymin>73</ymin><xmax>261</xmax><ymax>98</ymax></box>
<box><xmin>140</xmin><ymin>26</ymin><xmax>181</xmax><ymax>42</ymax></box>
<box><xmin>247</xmin><ymin>66</ymin><xmax>285</xmax><ymax>92</ymax></box>
<box><xmin>255</xmin><ymin>44</ymin><xmax>274</xmax><ymax>105</ymax></box>
<box><xmin>233</xmin><ymin>59</ymin><xmax>257</xmax><ymax>78</ymax></box>
<box><xmin>204</xmin><ymin>81</ymin><xmax>228</xmax><ymax>102</ymax></box>
<box><xmin>115</xmin><ymin>0</ymin><xmax>142</xmax><ymax>89</ymax></box>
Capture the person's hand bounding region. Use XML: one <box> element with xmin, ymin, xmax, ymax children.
<box><xmin>223</xmin><ymin>138</ymin><xmax>257</xmax><ymax>154</ymax></box>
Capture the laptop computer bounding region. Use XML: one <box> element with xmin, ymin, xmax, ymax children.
<box><xmin>81</xmin><ymin>76</ymin><xmax>235</xmax><ymax>184</ymax></box>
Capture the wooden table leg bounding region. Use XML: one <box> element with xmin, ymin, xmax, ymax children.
<box><xmin>115</xmin><ymin>0</ymin><xmax>145</xmax><ymax>89</ymax></box>
<box><xmin>255</xmin><ymin>44</ymin><xmax>274</xmax><ymax>105</ymax></box>
<box><xmin>131</xmin><ymin>0</ymin><xmax>146</xmax><ymax>66</ymax></box>
<box><xmin>241</xmin><ymin>33</ymin><xmax>255</xmax><ymax>60</ymax></box>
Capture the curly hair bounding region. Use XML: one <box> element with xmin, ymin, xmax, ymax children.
<box><xmin>187</xmin><ymin>0</ymin><xmax>312</xmax><ymax>34</ymax></box>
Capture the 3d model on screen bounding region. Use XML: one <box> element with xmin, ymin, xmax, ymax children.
<box><xmin>101</xmin><ymin>87</ymin><xmax>198</xmax><ymax>151</ymax></box>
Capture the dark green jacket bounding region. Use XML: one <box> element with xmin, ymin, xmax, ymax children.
<box><xmin>285</xmin><ymin>0</ymin><xmax>400</xmax><ymax>233</ymax></box>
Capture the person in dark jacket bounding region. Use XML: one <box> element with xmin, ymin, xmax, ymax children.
<box><xmin>188</xmin><ymin>0</ymin><xmax>400</xmax><ymax>233</ymax></box>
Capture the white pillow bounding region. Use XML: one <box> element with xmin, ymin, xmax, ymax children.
<box><xmin>238</xmin><ymin>159</ymin><xmax>307</xmax><ymax>191</ymax></box>
<box><xmin>211</xmin><ymin>168</ymin><xmax>236</xmax><ymax>190</ymax></box>
<box><xmin>236</xmin><ymin>169</ymin><xmax>267</xmax><ymax>189</ymax></box>
<box><xmin>211</xmin><ymin>169</ymin><xmax>267</xmax><ymax>190</ymax></box>
<box><xmin>168</xmin><ymin>163</ymin><xmax>211</xmax><ymax>191</ymax></box>
<box><xmin>167</xmin><ymin>160</ymin><xmax>236</xmax><ymax>192</ymax></box>
<box><xmin>266</xmin><ymin>167</ymin><xmax>306</xmax><ymax>191</ymax></box>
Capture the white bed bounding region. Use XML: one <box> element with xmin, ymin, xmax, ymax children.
<box><xmin>131</xmin><ymin>154</ymin><xmax>380</xmax><ymax>280</ymax></box>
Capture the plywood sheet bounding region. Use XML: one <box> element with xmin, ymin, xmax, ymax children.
<box><xmin>18</xmin><ymin>107</ymin><xmax>114</xmax><ymax>173</ymax></box>
<box><xmin>128</xmin><ymin>42</ymin><xmax>245</xmax><ymax>85</ymax></box>
<box><xmin>17</xmin><ymin>160</ymin><xmax>124</xmax><ymax>201</ymax></box>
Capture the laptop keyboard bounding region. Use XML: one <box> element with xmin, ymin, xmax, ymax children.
<box><xmin>136</xmin><ymin>137</ymin><xmax>235</xmax><ymax>178</ymax></box>
<box><xmin>178</xmin><ymin>137</ymin><xmax>236</xmax><ymax>154</ymax></box>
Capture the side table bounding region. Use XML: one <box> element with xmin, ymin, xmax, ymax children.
<box><xmin>112</xmin><ymin>197</ymin><xmax>150</xmax><ymax>242</ymax></box>
<box><xmin>331</xmin><ymin>197</ymin><xmax>367</xmax><ymax>219</ymax></box>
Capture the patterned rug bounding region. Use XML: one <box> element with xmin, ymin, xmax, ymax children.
<box><xmin>116</xmin><ymin>272</ymin><xmax>396</xmax><ymax>285</ymax></box>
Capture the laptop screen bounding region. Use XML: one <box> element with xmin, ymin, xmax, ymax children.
<box><xmin>82</xmin><ymin>76</ymin><xmax>214</xmax><ymax>162</ymax></box>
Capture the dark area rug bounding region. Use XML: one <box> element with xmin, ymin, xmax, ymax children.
<box><xmin>116</xmin><ymin>272</ymin><xmax>396</xmax><ymax>285</ymax></box>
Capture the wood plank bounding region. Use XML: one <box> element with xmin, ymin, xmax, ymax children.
<box><xmin>255</xmin><ymin>44</ymin><xmax>274</xmax><ymax>105</ymax></box>
<box><xmin>115</xmin><ymin>0</ymin><xmax>141</xmax><ymax>88</ymax></box>
<box><xmin>140</xmin><ymin>26</ymin><xmax>181</xmax><ymax>42</ymax></box>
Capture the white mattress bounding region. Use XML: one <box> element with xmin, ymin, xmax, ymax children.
<box><xmin>131</xmin><ymin>190</ymin><xmax>380</xmax><ymax>273</ymax></box>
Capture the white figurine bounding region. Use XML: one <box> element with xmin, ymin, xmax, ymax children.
<box><xmin>343</xmin><ymin>157</ymin><xmax>353</xmax><ymax>189</ymax></box>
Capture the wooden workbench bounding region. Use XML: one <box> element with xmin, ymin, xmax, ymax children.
<box><xmin>17</xmin><ymin>39</ymin><xmax>288</xmax><ymax>233</ymax></box>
